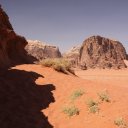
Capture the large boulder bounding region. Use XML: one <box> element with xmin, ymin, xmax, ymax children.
<box><xmin>25</xmin><ymin>40</ymin><xmax>61</xmax><ymax>60</ymax></box>
<box><xmin>0</xmin><ymin>5</ymin><xmax>33</xmax><ymax>68</ymax></box>
<box><xmin>79</xmin><ymin>36</ymin><xmax>127</xmax><ymax>69</ymax></box>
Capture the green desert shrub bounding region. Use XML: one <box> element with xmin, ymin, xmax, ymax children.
<box><xmin>86</xmin><ymin>99</ymin><xmax>99</xmax><ymax>113</ymax></box>
<box><xmin>114</xmin><ymin>117</ymin><xmax>127</xmax><ymax>127</ymax></box>
<box><xmin>63</xmin><ymin>106</ymin><xmax>79</xmax><ymax>117</ymax></box>
<box><xmin>40</xmin><ymin>58</ymin><xmax>74</xmax><ymax>74</ymax></box>
<box><xmin>86</xmin><ymin>99</ymin><xmax>98</xmax><ymax>108</ymax></box>
<box><xmin>89</xmin><ymin>105</ymin><xmax>99</xmax><ymax>114</ymax></box>
<box><xmin>70</xmin><ymin>89</ymin><xmax>85</xmax><ymax>101</ymax></box>
<box><xmin>98</xmin><ymin>90</ymin><xmax>110</xmax><ymax>102</ymax></box>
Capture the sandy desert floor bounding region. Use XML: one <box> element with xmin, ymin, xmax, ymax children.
<box><xmin>76</xmin><ymin>68</ymin><xmax>128</xmax><ymax>87</ymax></box>
<box><xmin>13</xmin><ymin>64</ymin><xmax>128</xmax><ymax>128</ymax></box>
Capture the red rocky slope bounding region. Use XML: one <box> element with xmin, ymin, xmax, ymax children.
<box><xmin>0</xmin><ymin>5</ymin><xmax>34</xmax><ymax>68</ymax></box>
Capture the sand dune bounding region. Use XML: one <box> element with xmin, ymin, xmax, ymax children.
<box><xmin>12</xmin><ymin>64</ymin><xmax>128</xmax><ymax>128</ymax></box>
<box><xmin>76</xmin><ymin>68</ymin><xmax>128</xmax><ymax>87</ymax></box>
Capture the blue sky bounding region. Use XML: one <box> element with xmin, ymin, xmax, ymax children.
<box><xmin>1</xmin><ymin>0</ymin><xmax>128</xmax><ymax>53</ymax></box>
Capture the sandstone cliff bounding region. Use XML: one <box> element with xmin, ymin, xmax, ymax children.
<box><xmin>63</xmin><ymin>45</ymin><xmax>80</xmax><ymax>67</ymax></box>
<box><xmin>25</xmin><ymin>40</ymin><xmax>61</xmax><ymax>60</ymax></box>
<box><xmin>0</xmin><ymin>5</ymin><xmax>34</xmax><ymax>68</ymax></box>
<box><xmin>79</xmin><ymin>36</ymin><xmax>127</xmax><ymax>69</ymax></box>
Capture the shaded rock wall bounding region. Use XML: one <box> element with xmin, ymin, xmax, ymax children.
<box><xmin>0</xmin><ymin>69</ymin><xmax>55</xmax><ymax>128</ymax></box>
<box><xmin>0</xmin><ymin>5</ymin><xmax>34</xmax><ymax>68</ymax></box>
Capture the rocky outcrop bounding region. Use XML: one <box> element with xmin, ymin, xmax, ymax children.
<box><xmin>127</xmin><ymin>54</ymin><xmax>128</xmax><ymax>60</ymax></box>
<box><xmin>63</xmin><ymin>45</ymin><xmax>80</xmax><ymax>67</ymax></box>
<box><xmin>25</xmin><ymin>40</ymin><xmax>61</xmax><ymax>60</ymax></box>
<box><xmin>79</xmin><ymin>36</ymin><xmax>127</xmax><ymax>69</ymax></box>
<box><xmin>0</xmin><ymin>5</ymin><xmax>33</xmax><ymax>68</ymax></box>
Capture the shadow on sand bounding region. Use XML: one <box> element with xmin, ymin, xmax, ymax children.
<box><xmin>0</xmin><ymin>69</ymin><xmax>55</xmax><ymax>128</ymax></box>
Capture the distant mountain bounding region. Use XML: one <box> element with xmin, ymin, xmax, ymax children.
<box><xmin>65</xmin><ymin>36</ymin><xmax>127</xmax><ymax>69</ymax></box>
<box><xmin>25</xmin><ymin>40</ymin><xmax>61</xmax><ymax>60</ymax></box>
<box><xmin>63</xmin><ymin>45</ymin><xmax>81</xmax><ymax>67</ymax></box>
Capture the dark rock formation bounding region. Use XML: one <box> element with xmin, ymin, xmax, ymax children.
<box><xmin>0</xmin><ymin>69</ymin><xmax>55</xmax><ymax>128</ymax></box>
<box><xmin>79</xmin><ymin>36</ymin><xmax>127</xmax><ymax>69</ymax></box>
<box><xmin>25</xmin><ymin>40</ymin><xmax>61</xmax><ymax>60</ymax></box>
<box><xmin>0</xmin><ymin>5</ymin><xmax>55</xmax><ymax>128</ymax></box>
<box><xmin>0</xmin><ymin>5</ymin><xmax>34</xmax><ymax>68</ymax></box>
<box><xmin>127</xmin><ymin>54</ymin><xmax>128</xmax><ymax>60</ymax></box>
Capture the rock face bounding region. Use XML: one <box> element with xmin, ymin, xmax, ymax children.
<box><xmin>63</xmin><ymin>45</ymin><xmax>80</xmax><ymax>67</ymax></box>
<box><xmin>0</xmin><ymin>5</ymin><xmax>33</xmax><ymax>68</ymax></box>
<box><xmin>25</xmin><ymin>40</ymin><xmax>61</xmax><ymax>60</ymax></box>
<box><xmin>79</xmin><ymin>36</ymin><xmax>127</xmax><ymax>69</ymax></box>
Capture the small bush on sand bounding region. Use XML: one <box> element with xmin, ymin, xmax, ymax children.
<box><xmin>53</xmin><ymin>62</ymin><xmax>67</xmax><ymax>73</ymax></box>
<box><xmin>89</xmin><ymin>105</ymin><xmax>99</xmax><ymax>114</ymax></box>
<box><xmin>86</xmin><ymin>99</ymin><xmax>98</xmax><ymax>108</ymax></box>
<box><xmin>40</xmin><ymin>58</ymin><xmax>74</xmax><ymax>74</ymax></box>
<box><xmin>40</xmin><ymin>58</ymin><xmax>54</xmax><ymax>67</ymax></box>
<box><xmin>114</xmin><ymin>117</ymin><xmax>127</xmax><ymax>127</ymax></box>
<box><xmin>98</xmin><ymin>90</ymin><xmax>110</xmax><ymax>102</ymax></box>
<box><xmin>70</xmin><ymin>89</ymin><xmax>85</xmax><ymax>101</ymax></box>
<box><xmin>63</xmin><ymin>106</ymin><xmax>79</xmax><ymax>117</ymax></box>
<box><xmin>86</xmin><ymin>99</ymin><xmax>99</xmax><ymax>113</ymax></box>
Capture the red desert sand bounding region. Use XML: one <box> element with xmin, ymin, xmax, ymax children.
<box><xmin>14</xmin><ymin>64</ymin><xmax>128</xmax><ymax>128</ymax></box>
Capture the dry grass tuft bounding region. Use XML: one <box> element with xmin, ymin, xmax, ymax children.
<box><xmin>62</xmin><ymin>106</ymin><xmax>79</xmax><ymax>117</ymax></box>
<box><xmin>70</xmin><ymin>89</ymin><xmax>85</xmax><ymax>101</ymax></box>
<box><xmin>40</xmin><ymin>58</ymin><xmax>75</xmax><ymax>74</ymax></box>
<box><xmin>98</xmin><ymin>90</ymin><xmax>110</xmax><ymax>102</ymax></box>
<box><xmin>114</xmin><ymin>117</ymin><xmax>127</xmax><ymax>127</ymax></box>
<box><xmin>86</xmin><ymin>99</ymin><xmax>99</xmax><ymax>113</ymax></box>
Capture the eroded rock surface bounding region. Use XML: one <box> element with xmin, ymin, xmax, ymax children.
<box><xmin>25</xmin><ymin>40</ymin><xmax>61</xmax><ymax>60</ymax></box>
<box><xmin>0</xmin><ymin>5</ymin><xmax>33</xmax><ymax>68</ymax></box>
<box><xmin>79</xmin><ymin>36</ymin><xmax>127</xmax><ymax>69</ymax></box>
<box><xmin>63</xmin><ymin>45</ymin><xmax>80</xmax><ymax>67</ymax></box>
